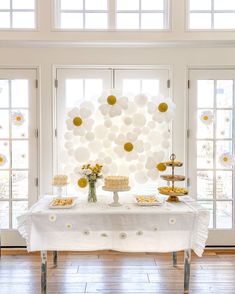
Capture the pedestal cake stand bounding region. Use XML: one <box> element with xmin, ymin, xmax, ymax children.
<box><xmin>102</xmin><ymin>186</ymin><xmax>131</xmax><ymax>207</ymax></box>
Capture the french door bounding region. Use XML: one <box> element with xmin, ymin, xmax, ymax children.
<box><xmin>0</xmin><ymin>69</ymin><xmax>38</xmax><ymax>246</ymax></box>
<box><xmin>188</xmin><ymin>69</ymin><xmax>235</xmax><ymax>246</ymax></box>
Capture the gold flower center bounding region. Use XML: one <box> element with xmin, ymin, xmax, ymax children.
<box><xmin>203</xmin><ymin>115</ymin><xmax>209</xmax><ymax>121</ymax></box>
<box><xmin>223</xmin><ymin>156</ymin><xmax>228</xmax><ymax>162</ymax></box>
<box><xmin>73</xmin><ymin>117</ymin><xmax>83</xmax><ymax>127</ymax></box>
<box><xmin>158</xmin><ymin>103</ymin><xmax>168</xmax><ymax>113</ymax></box>
<box><xmin>16</xmin><ymin>116</ymin><xmax>22</xmax><ymax>121</ymax></box>
<box><xmin>156</xmin><ymin>163</ymin><xmax>166</xmax><ymax>172</ymax></box>
<box><xmin>0</xmin><ymin>157</ymin><xmax>3</xmax><ymax>163</ymax></box>
<box><xmin>107</xmin><ymin>95</ymin><xmax>117</xmax><ymax>105</ymax></box>
<box><xmin>124</xmin><ymin>142</ymin><xmax>134</xmax><ymax>152</ymax></box>
<box><xmin>78</xmin><ymin>177</ymin><xmax>88</xmax><ymax>188</ymax></box>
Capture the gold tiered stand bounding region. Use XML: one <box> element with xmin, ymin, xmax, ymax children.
<box><xmin>158</xmin><ymin>153</ymin><xmax>188</xmax><ymax>202</ymax></box>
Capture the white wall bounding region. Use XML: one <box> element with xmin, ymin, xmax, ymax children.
<box><xmin>1</xmin><ymin>46</ymin><xmax>235</xmax><ymax>196</ymax></box>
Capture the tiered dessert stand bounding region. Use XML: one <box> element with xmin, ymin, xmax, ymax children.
<box><xmin>158</xmin><ymin>153</ymin><xmax>188</xmax><ymax>202</ymax></box>
<box><xmin>102</xmin><ymin>186</ymin><xmax>131</xmax><ymax>207</ymax></box>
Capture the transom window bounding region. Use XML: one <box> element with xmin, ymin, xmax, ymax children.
<box><xmin>188</xmin><ymin>0</ymin><xmax>235</xmax><ymax>30</ymax></box>
<box><xmin>56</xmin><ymin>0</ymin><xmax>169</xmax><ymax>30</ymax></box>
<box><xmin>0</xmin><ymin>0</ymin><xmax>36</xmax><ymax>29</ymax></box>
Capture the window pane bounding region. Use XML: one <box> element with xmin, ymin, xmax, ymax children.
<box><xmin>197</xmin><ymin>110</ymin><xmax>214</xmax><ymax>139</ymax></box>
<box><xmin>117</xmin><ymin>13</ymin><xmax>139</xmax><ymax>29</ymax></box>
<box><xmin>189</xmin><ymin>0</ymin><xmax>211</xmax><ymax>10</ymax></box>
<box><xmin>0</xmin><ymin>12</ymin><xmax>10</xmax><ymax>28</ymax></box>
<box><xmin>216</xmin><ymin>80</ymin><xmax>233</xmax><ymax>108</ymax></box>
<box><xmin>197</xmin><ymin>80</ymin><xmax>214</xmax><ymax>108</ymax></box>
<box><xmin>197</xmin><ymin>171</ymin><xmax>213</xmax><ymax>200</ymax></box>
<box><xmin>214</xmin><ymin>13</ymin><xmax>235</xmax><ymax>29</ymax></box>
<box><xmin>12</xmin><ymin>12</ymin><xmax>35</xmax><ymax>29</ymax></box>
<box><xmin>12</xmin><ymin>140</ymin><xmax>28</xmax><ymax>169</ymax></box>
<box><xmin>198</xmin><ymin>201</ymin><xmax>213</xmax><ymax>228</ymax></box>
<box><xmin>190</xmin><ymin>13</ymin><xmax>211</xmax><ymax>29</ymax></box>
<box><xmin>197</xmin><ymin>141</ymin><xmax>213</xmax><ymax>169</ymax></box>
<box><xmin>11</xmin><ymin>80</ymin><xmax>28</xmax><ymax>108</ymax></box>
<box><xmin>61</xmin><ymin>0</ymin><xmax>83</xmax><ymax>10</ymax></box>
<box><xmin>0</xmin><ymin>201</ymin><xmax>9</xmax><ymax>228</ymax></box>
<box><xmin>0</xmin><ymin>171</ymin><xmax>9</xmax><ymax>199</ymax></box>
<box><xmin>66</xmin><ymin>79</ymin><xmax>83</xmax><ymax>108</ymax></box>
<box><xmin>142</xmin><ymin>79</ymin><xmax>159</xmax><ymax>96</ymax></box>
<box><xmin>0</xmin><ymin>141</ymin><xmax>9</xmax><ymax>169</ymax></box>
<box><xmin>123</xmin><ymin>80</ymin><xmax>141</xmax><ymax>95</ymax></box>
<box><xmin>141</xmin><ymin>13</ymin><xmax>164</xmax><ymax>29</ymax></box>
<box><xmin>0</xmin><ymin>110</ymin><xmax>9</xmax><ymax>138</ymax></box>
<box><xmin>85</xmin><ymin>0</ymin><xmax>107</xmax><ymax>10</ymax></box>
<box><xmin>12</xmin><ymin>171</ymin><xmax>28</xmax><ymax>199</ymax></box>
<box><xmin>214</xmin><ymin>0</ymin><xmax>235</xmax><ymax>10</ymax></box>
<box><xmin>216</xmin><ymin>171</ymin><xmax>233</xmax><ymax>200</ymax></box>
<box><xmin>216</xmin><ymin>110</ymin><xmax>232</xmax><ymax>139</ymax></box>
<box><xmin>216</xmin><ymin>201</ymin><xmax>232</xmax><ymax>229</ymax></box>
<box><xmin>117</xmin><ymin>0</ymin><xmax>139</xmax><ymax>11</ymax></box>
<box><xmin>60</xmin><ymin>13</ymin><xmax>83</xmax><ymax>29</ymax></box>
<box><xmin>0</xmin><ymin>0</ymin><xmax>10</xmax><ymax>9</ymax></box>
<box><xmin>12</xmin><ymin>0</ymin><xmax>35</xmax><ymax>9</ymax></box>
<box><xmin>141</xmin><ymin>0</ymin><xmax>164</xmax><ymax>10</ymax></box>
<box><xmin>216</xmin><ymin>140</ymin><xmax>233</xmax><ymax>169</ymax></box>
<box><xmin>12</xmin><ymin>201</ymin><xmax>28</xmax><ymax>229</ymax></box>
<box><xmin>85</xmin><ymin>79</ymin><xmax>103</xmax><ymax>99</ymax></box>
<box><xmin>12</xmin><ymin>110</ymin><xmax>29</xmax><ymax>139</ymax></box>
<box><xmin>0</xmin><ymin>80</ymin><xmax>9</xmax><ymax>107</ymax></box>
<box><xmin>85</xmin><ymin>13</ymin><xmax>107</xmax><ymax>29</ymax></box>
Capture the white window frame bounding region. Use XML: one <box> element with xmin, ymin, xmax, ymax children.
<box><xmin>186</xmin><ymin>67</ymin><xmax>235</xmax><ymax>246</ymax></box>
<box><xmin>186</xmin><ymin>0</ymin><xmax>235</xmax><ymax>31</ymax></box>
<box><xmin>54</xmin><ymin>0</ymin><xmax>170</xmax><ymax>31</ymax></box>
<box><xmin>0</xmin><ymin>0</ymin><xmax>38</xmax><ymax>31</ymax></box>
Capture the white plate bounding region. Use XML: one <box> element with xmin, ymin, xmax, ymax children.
<box><xmin>49</xmin><ymin>197</ymin><xmax>77</xmax><ymax>209</ymax></box>
<box><xmin>135</xmin><ymin>196</ymin><xmax>164</xmax><ymax>206</ymax></box>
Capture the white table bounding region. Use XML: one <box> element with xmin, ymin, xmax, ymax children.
<box><xmin>17</xmin><ymin>195</ymin><xmax>210</xmax><ymax>293</ymax></box>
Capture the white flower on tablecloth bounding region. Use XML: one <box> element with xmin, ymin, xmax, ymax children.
<box><xmin>101</xmin><ymin>233</ymin><xmax>108</xmax><ymax>237</ymax></box>
<box><xmin>136</xmin><ymin>231</ymin><xmax>143</xmax><ymax>236</ymax></box>
<box><xmin>12</xmin><ymin>111</ymin><xmax>25</xmax><ymax>126</ymax></box>
<box><xmin>169</xmin><ymin>218</ymin><xmax>176</xmax><ymax>225</ymax></box>
<box><xmin>0</xmin><ymin>153</ymin><xmax>7</xmax><ymax>166</ymax></box>
<box><xmin>153</xmin><ymin>227</ymin><xmax>158</xmax><ymax>231</ymax></box>
<box><xmin>219</xmin><ymin>152</ymin><xmax>235</xmax><ymax>167</ymax></box>
<box><xmin>200</xmin><ymin>110</ymin><xmax>213</xmax><ymax>125</ymax></box>
<box><xmin>114</xmin><ymin>133</ymin><xmax>144</xmax><ymax>161</ymax></box>
<box><xmin>147</xmin><ymin>96</ymin><xmax>175</xmax><ymax>123</ymax></box>
<box><xmin>66</xmin><ymin>223</ymin><xmax>73</xmax><ymax>230</ymax></box>
<box><xmin>49</xmin><ymin>214</ymin><xmax>57</xmax><ymax>222</ymax></box>
<box><xmin>119</xmin><ymin>232</ymin><xmax>127</xmax><ymax>239</ymax></box>
<box><xmin>83</xmin><ymin>229</ymin><xmax>90</xmax><ymax>235</ymax></box>
<box><xmin>66</xmin><ymin>107</ymin><xmax>94</xmax><ymax>136</ymax></box>
<box><xmin>98</xmin><ymin>89</ymin><xmax>128</xmax><ymax>118</ymax></box>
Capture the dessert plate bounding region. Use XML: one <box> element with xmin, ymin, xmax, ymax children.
<box><xmin>49</xmin><ymin>197</ymin><xmax>77</xmax><ymax>209</ymax></box>
<box><xmin>135</xmin><ymin>195</ymin><xmax>164</xmax><ymax>206</ymax></box>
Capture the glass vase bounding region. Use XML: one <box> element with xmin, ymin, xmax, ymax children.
<box><xmin>88</xmin><ymin>181</ymin><xmax>97</xmax><ymax>203</ymax></box>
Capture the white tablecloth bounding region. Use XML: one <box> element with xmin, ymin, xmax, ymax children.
<box><xmin>17</xmin><ymin>195</ymin><xmax>210</xmax><ymax>257</ymax></box>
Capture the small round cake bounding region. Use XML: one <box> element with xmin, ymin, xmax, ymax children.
<box><xmin>53</xmin><ymin>175</ymin><xmax>68</xmax><ymax>186</ymax></box>
<box><xmin>104</xmin><ymin>176</ymin><xmax>129</xmax><ymax>190</ymax></box>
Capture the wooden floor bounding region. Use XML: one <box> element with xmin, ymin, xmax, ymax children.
<box><xmin>0</xmin><ymin>250</ymin><xmax>235</xmax><ymax>294</ymax></box>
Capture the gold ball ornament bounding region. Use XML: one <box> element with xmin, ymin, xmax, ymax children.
<box><xmin>73</xmin><ymin>117</ymin><xmax>83</xmax><ymax>127</ymax></box>
<box><xmin>77</xmin><ymin>177</ymin><xmax>88</xmax><ymax>188</ymax></box>
<box><xmin>107</xmin><ymin>95</ymin><xmax>117</xmax><ymax>105</ymax></box>
<box><xmin>158</xmin><ymin>103</ymin><xmax>168</xmax><ymax>113</ymax></box>
<box><xmin>156</xmin><ymin>163</ymin><xmax>166</xmax><ymax>172</ymax></box>
<box><xmin>124</xmin><ymin>142</ymin><xmax>134</xmax><ymax>152</ymax></box>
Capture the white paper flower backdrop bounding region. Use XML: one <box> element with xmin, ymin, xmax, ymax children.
<box><xmin>62</xmin><ymin>90</ymin><xmax>175</xmax><ymax>190</ymax></box>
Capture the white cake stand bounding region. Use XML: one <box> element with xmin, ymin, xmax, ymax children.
<box><xmin>102</xmin><ymin>186</ymin><xmax>131</xmax><ymax>207</ymax></box>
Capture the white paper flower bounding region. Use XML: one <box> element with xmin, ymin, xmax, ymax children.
<box><xmin>219</xmin><ymin>152</ymin><xmax>235</xmax><ymax>167</ymax></box>
<box><xmin>148</xmin><ymin>96</ymin><xmax>175</xmax><ymax>122</ymax></box>
<box><xmin>66</xmin><ymin>107</ymin><xmax>93</xmax><ymax>136</ymax></box>
<box><xmin>12</xmin><ymin>111</ymin><xmax>25</xmax><ymax>126</ymax></box>
<box><xmin>200</xmin><ymin>111</ymin><xmax>213</xmax><ymax>125</ymax></box>
<box><xmin>98</xmin><ymin>89</ymin><xmax>128</xmax><ymax>118</ymax></box>
<box><xmin>0</xmin><ymin>154</ymin><xmax>7</xmax><ymax>166</ymax></box>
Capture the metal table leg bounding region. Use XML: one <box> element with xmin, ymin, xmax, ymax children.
<box><xmin>184</xmin><ymin>249</ymin><xmax>191</xmax><ymax>293</ymax></box>
<box><xmin>41</xmin><ymin>251</ymin><xmax>47</xmax><ymax>294</ymax></box>
<box><xmin>53</xmin><ymin>251</ymin><xmax>58</xmax><ymax>267</ymax></box>
<box><xmin>172</xmin><ymin>251</ymin><xmax>177</xmax><ymax>267</ymax></box>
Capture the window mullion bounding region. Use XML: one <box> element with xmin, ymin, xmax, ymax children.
<box><xmin>211</xmin><ymin>0</ymin><xmax>215</xmax><ymax>29</ymax></box>
<box><xmin>139</xmin><ymin>0</ymin><xmax>141</xmax><ymax>29</ymax></box>
<box><xmin>109</xmin><ymin>0</ymin><xmax>116</xmax><ymax>29</ymax></box>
